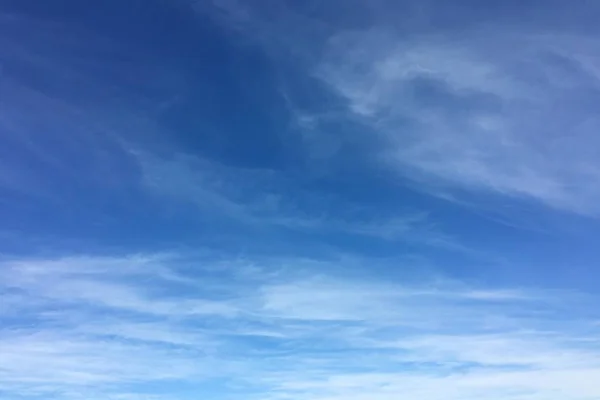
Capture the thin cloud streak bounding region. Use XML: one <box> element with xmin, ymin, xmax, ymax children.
<box><xmin>137</xmin><ymin>151</ymin><xmax>454</xmax><ymax>244</ymax></box>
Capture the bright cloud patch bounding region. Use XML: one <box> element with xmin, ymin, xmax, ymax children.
<box><xmin>2</xmin><ymin>254</ymin><xmax>600</xmax><ymax>400</ymax></box>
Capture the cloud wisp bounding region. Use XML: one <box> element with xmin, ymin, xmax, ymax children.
<box><xmin>0</xmin><ymin>9</ymin><xmax>455</xmax><ymax>248</ymax></box>
<box><xmin>3</xmin><ymin>3</ymin><xmax>600</xmax><ymax>400</ymax></box>
<box><xmin>315</xmin><ymin>29</ymin><xmax>600</xmax><ymax>215</ymax></box>
<box><xmin>136</xmin><ymin>151</ymin><xmax>457</xmax><ymax>245</ymax></box>
<box><xmin>200</xmin><ymin>0</ymin><xmax>600</xmax><ymax>215</ymax></box>
<box><xmin>2</xmin><ymin>253</ymin><xmax>600</xmax><ymax>400</ymax></box>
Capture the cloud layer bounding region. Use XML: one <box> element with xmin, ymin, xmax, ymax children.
<box><xmin>3</xmin><ymin>2</ymin><xmax>600</xmax><ymax>400</ymax></box>
<box><xmin>2</xmin><ymin>253</ymin><xmax>600</xmax><ymax>400</ymax></box>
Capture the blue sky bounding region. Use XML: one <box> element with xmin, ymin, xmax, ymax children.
<box><xmin>2</xmin><ymin>1</ymin><xmax>600</xmax><ymax>399</ymax></box>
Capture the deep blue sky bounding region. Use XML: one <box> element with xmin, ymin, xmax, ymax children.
<box><xmin>2</xmin><ymin>1</ymin><xmax>600</xmax><ymax>400</ymax></box>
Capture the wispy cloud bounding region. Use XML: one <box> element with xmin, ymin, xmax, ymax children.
<box><xmin>0</xmin><ymin>10</ymin><xmax>180</xmax><ymax>203</ymax></box>
<box><xmin>0</xmin><ymin>9</ymin><xmax>454</xmax><ymax>248</ymax></box>
<box><xmin>200</xmin><ymin>0</ymin><xmax>600</xmax><ymax>215</ymax></box>
<box><xmin>136</xmin><ymin>151</ymin><xmax>454</xmax><ymax>245</ymax></box>
<box><xmin>2</xmin><ymin>253</ymin><xmax>600</xmax><ymax>400</ymax></box>
<box><xmin>316</xmin><ymin>29</ymin><xmax>600</xmax><ymax>214</ymax></box>
<box><xmin>3</xmin><ymin>3</ymin><xmax>600</xmax><ymax>400</ymax></box>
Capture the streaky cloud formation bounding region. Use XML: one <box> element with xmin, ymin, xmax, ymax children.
<box><xmin>317</xmin><ymin>30</ymin><xmax>600</xmax><ymax>214</ymax></box>
<box><xmin>205</xmin><ymin>0</ymin><xmax>600</xmax><ymax>214</ymax></box>
<box><xmin>2</xmin><ymin>254</ymin><xmax>600</xmax><ymax>400</ymax></box>
<box><xmin>2</xmin><ymin>1</ymin><xmax>600</xmax><ymax>400</ymax></box>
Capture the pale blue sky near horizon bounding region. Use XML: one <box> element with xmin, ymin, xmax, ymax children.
<box><xmin>2</xmin><ymin>1</ymin><xmax>600</xmax><ymax>400</ymax></box>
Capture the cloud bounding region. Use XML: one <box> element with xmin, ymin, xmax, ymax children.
<box><xmin>3</xmin><ymin>3</ymin><xmax>600</xmax><ymax>400</ymax></box>
<box><xmin>0</xmin><ymin>10</ymin><xmax>182</xmax><ymax>203</ymax></box>
<box><xmin>198</xmin><ymin>0</ymin><xmax>600</xmax><ymax>215</ymax></box>
<box><xmin>2</xmin><ymin>252</ymin><xmax>600</xmax><ymax>400</ymax></box>
<box><xmin>0</xmin><ymin>255</ymin><xmax>240</xmax><ymax>318</ymax></box>
<box><xmin>0</xmin><ymin>8</ymin><xmax>451</xmax><ymax>248</ymax></box>
<box><xmin>315</xmin><ymin>29</ymin><xmax>600</xmax><ymax>214</ymax></box>
<box><xmin>136</xmin><ymin>151</ymin><xmax>456</xmax><ymax>245</ymax></box>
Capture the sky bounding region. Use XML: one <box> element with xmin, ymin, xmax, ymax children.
<box><xmin>1</xmin><ymin>0</ymin><xmax>600</xmax><ymax>399</ymax></box>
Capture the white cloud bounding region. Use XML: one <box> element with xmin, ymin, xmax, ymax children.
<box><xmin>197</xmin><ymin>0</ymin><xmax>600</xmax><ymax>216</ymax></box>
<box><xmin>316</xmin><ymin>29</ymin><xmax>600</xmax><ymax>214</ymax></box>
<box><xmin>2</xmin><ymin>253</ymin><xmax>600</xmax><ymax>400</ymax></box>
<box><xmin>0</xmin><ymin>331</ymin><xmax>204</xmax><ymax>386</ymax></box>
<box><xmin>1</xmin><ymin>255</ymin><xmax>240</xmax><ymax>318</ymax></box>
